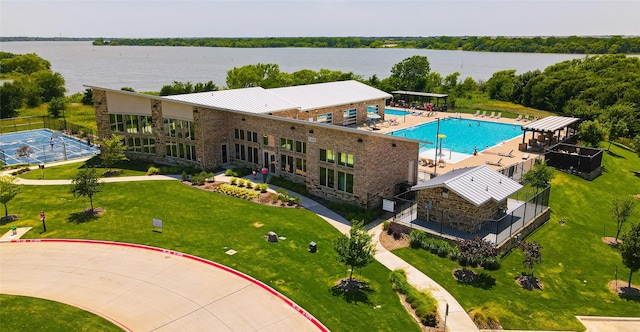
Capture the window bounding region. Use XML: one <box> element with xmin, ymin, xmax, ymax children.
<box><xmin>280</xmin><ymin>138</ymin><xmax>293</xmax><ymax>151</ymax></box>
<box><xmin>281</xmin><ymin>154</ymin><xmax>293</xmax><ymax>173</ymax></box>
<box><xmin>109</xmin><ymin>114</ymin><xmax>124</xmax><ymax>132</ymax></box>
<box><xmin>125</xmin><ymin>114</ymin><xmax>138</xmax><ymax>133</ymax></box>
<box><xmin>235</xmin><ymin>143</ymin><xmax>241</xmax><ymax>159</ymax></box>
<box><xmin>164</xmin><ymin>118</ymin><xmax>176</xmax><ymax>137</ymax></box>
<box><xmin>317</xmin><ymin>113</ymin><xmax>332</xmax><ymax>124</ymax></box>
<box><xmin>247</xmin><ymin>131</ymin><xmax>258</xmax><ymax>143</ymax></box>
<box><xmin>320</xmin><ymin>149</ymin><xmax>335</xmax><ymax>163</ymax></box>
<box><xmin>343</xmin><ymin>108</ymin><xmax>357</xmax><ymax>126</ymax></box>
<box><xmin>263</xmin><ymin>134</ymin><xmax>269</xmax><ymax>145</ymax></box>
<box><xmin>166</xmin><ymin>141</ymin><xmax>177</xmax><ymax>157</ymax></box>
<box><xmin>295</xmin><ymin>157</ymin><xmax>307</xmax><ymax>177</ymax></box>
<box><xmin>247</xmin><ymin>146</ymin><xmax>258</xmax><ymax>163</ymax></box>
<box><xmin>142</xmin><ymin>138</ymin><xmax>155</xmax><ymax>154</ymax></box>
<box><xmin>295</xmin><ymin>140</ymin><xmax>306</xmax><ymax>154</ymax></box>
<box><xmin>320</xmin><ymin>167</ymin><xmax>334</xmax><ymax>188</ymax></box>
<box><xmin>140</xmin><ymin>115</ymin><xmax>153</xmax><ymax>134</ymax></box>
<box><xmin>234</xmin><ymin>129</ymin><xmax>240</xmax><ymax>139</ymax></box>
<box><xmin>338</xmin><ymin>172</ymin><xmax>354</xmax><ymax>193</ymax></box>
<box><xmin>338</xmin><ymin>152</ymin><xmax>354</xmax><ymax>168</ymax></box>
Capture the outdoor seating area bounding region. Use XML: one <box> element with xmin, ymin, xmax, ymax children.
<box><xmin>544</xmin><ymin>143</ymin><xmax>604</xmax><ymax>180</ymax></box>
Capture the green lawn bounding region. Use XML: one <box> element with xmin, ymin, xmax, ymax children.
<box><xmin>0</xmin><ymin>294</ymin><xmax>122</xmax><ymax>332</ymax></box>
<box><xmin>19</xmin><ymin>160</ymin><xmax>148</xmax><ymax>180</ymax></box>
<box><xmin>394</xmin><ymin>144</ymin><xmax>640</xmax><ymax>330</ymax></box>
<box><xmin>0</xmin><ymin>180</ymin><xmax>420</xmax><ymax>332</ymax></box>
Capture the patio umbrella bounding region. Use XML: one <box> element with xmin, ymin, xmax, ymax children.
<box><xmin>437</xmin><ymin>134</ymin><xmax>446</xmax><ymax>156</ymax></box>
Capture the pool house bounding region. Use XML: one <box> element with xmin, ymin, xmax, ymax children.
<box><xmin>89</xmin><ymin>80</ymin><xmax>421</xmax><ymax>209</ymax></box>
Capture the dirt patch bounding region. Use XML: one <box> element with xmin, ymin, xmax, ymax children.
<box><xmin>608</xmin><ymin>280</ymin><xmax>640</xmax><ymax>299</ymax></box>
<box><xmin>83</xmin><ymin>207</ymin><xmax>105</xmax><ymax>216</ymax></box>
<box><xmin>516</xmin><ymin>274</ymin><xmax>543</xmax><ymax>291</ymax></box>
<box><xmin>334</xmin><ymin>278</ymin><xmax>367</xmax><ymax>292</ymax></box>
<box><xmin>634</xmin><ymin>194</ymin><xmax>640</xmax><ymax>200</ymax></box>
<box><xmin>602</xmin><ymin>237</ymin><xmax>621</xmax><ymax>247</ymax></box>
<box><xmin>252</xmin><ymin>222</ymin><xmax>264</xmax><ymax>228</ymax></box>
<box><xmin>453</xmin><ymin>268</ymin><xmax>479</xmax><ymax>283</ymax></box>
<box><xmin>379</xmin><ymin>229</ymin><xmax>410</xmax><ymax>251</ymax></box>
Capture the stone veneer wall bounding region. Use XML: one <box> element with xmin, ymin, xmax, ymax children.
<box><xmin>93</xmin><ymin>89</ymin><xmax>110</xmax><ymax>143</ymax></box>
<box><xmin>416</xmin><ymin>188</ymin><xmax>502</xmax><ymax>233</ymax></box>
<box><xmin>195</xmin><ymin>107</ymin><xmax>230</xmax><ymax>170</ymax></box>
<box><xmin>271</xmin><ymin>99</ymin><xmax>386</xmax><ymax>127</ymax></box>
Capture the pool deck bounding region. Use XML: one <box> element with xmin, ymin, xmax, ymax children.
<box><xmin>360</xmin><ymin>108</ymin><xmax>541</xmax><ymax>174</ymax></box>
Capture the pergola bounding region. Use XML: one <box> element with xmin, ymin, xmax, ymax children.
<box><xmin>519</xmin><ymin>116</ymin><xmax>581</xmax><ymax>152</ymax></box>
<box><xmin>391</xmin><ymin>91</ymin><xmax>448</xmax><ymax>110</ymax></box>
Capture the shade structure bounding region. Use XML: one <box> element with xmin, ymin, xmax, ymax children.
<box><xmin>367</xmin><ymin>113</ymin><xmax>381</xmax><ymax>119</ymax></box>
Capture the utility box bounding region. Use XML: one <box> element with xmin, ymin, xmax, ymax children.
<box><xmin>309</xmin><ymin>241</ymin><xmax>317</xmax><ymax>253</ymax></box>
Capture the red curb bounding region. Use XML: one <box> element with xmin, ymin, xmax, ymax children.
<box><xmin>9</xmin><ymin>238</ymin><xmax>329</xmax><ymax>332</ymax></box>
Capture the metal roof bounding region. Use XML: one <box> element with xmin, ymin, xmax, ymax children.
<box><xmin>411</xmin><ymin>165</ymin><xmax>522</xmax><ymax>207</ymax></box>
<box><xmin>269</xmin><ymin>80</ymin><xmax>392</xmax><ymax>110</ymax></box>
<box><xmin>521</xmin><ymin>116</ymin><xmax>580</xmax><ymax>132</ymax></box>
<box><xmin>165</xmin><ymin>87</ymin><xmax>300</xmax><ymax>114</ymax></box>
<box><xmin>391</xmin><ymin>91</ymin><xmax>448</xmax><ymax>98</ymax></box>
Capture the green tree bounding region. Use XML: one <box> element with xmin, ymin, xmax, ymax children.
<box><xmin>611</xmin><ymin>196</ymin><xmax>638</xmax><ymax>243</ymax></box>
<box><xmin>70</xmin><ymin>168</ymin><xmax>103</xmax><ymax>212</ymax></box>
<box><xmin>47</xmin><ymin>97</ymin><xmax>67</xmax><ymax>118</ymax></box>
<box><xmin>0</xmin><ymin>175</ymin><xmax>22</xmax><ymax>218</ymax></box>
<box><xmin>521</xmin><ymin>159</ymin><xmax>555</xmax><ymax>193</ymax></box>
<box><xmin>620</xmin><ymin>222</ymin><xmax>640</xmax><ymax>288</ymax></box>
<box><xmin>334</xmin><ymin>220</ymin><xmax>376</xmax><ymax>283</ymax></box>
<box><xmin>390</xmin><ymin>56</ymin><xmax>431</xmax><ymax>91</ymax></box>
<box><xmin>99</xmin><ymin>134</ymin><xmax>128</xmax><ymax>173</ymax></box>
<box><xmin>634</xmin><ymin>135</ymin><xmax>640</xmax><ymax>157</ymax></box>
<box><xmin>31</xmin><ymin>70</ymin><xmax>66</xmax><ymax>102</ymax></box>
<box><xmin>579</xmin><ymin>120</ymin><xmax>607</xmax><ymax>148</ymax></box>
<box><xmin>606</xmin><ymin>119</ymin><xmax>628</xmax><ymax>151</ymax></box>
<box><xmin>485</xmin><ymin>70</ymin><xmax>516</xmax><ymax>101</ymax></box>
<box><xmin>0</xmin><ymin>82</ymin><xmax>24</xmax><ymax>118</ymax></box>
<box><xmin>81</xmin><ymin>88</ymin><xmax>93</xmax><ymax>105</ymax></box>
<box><xmin>226</xmin><ymin>63</ymin><xmax>284</xmax><ymax>89</ymax></box>
<box><xmin>519</xmin><ymin>241</ymin><xmax>543</xmax><ymax>277</ymax></box>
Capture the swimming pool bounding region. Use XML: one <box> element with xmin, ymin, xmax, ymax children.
<box><xmin>389</xmin><ymin>118</ymin><xmax>522</xmax><ymax>155</ymax></box>
<box><xmin>384</xmin><ymin>109</ymin><xmax>414</xmax><ymax>116</ymax></box>
<box><xmin>0</xmin><ymin>129</ymin><xmax>99</xmax><ymax>165</ymax></box>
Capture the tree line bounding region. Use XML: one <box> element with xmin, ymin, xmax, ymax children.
<box><xmin>92</xmin><ymin>36</ymin><xmax>640</xmax><ymax>54</ymax></box>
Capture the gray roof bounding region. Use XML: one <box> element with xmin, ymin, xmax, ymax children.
<box><xmin>411</xmin><ymin>165</ymin><xmax>522</xmax><ymax>206</ymax></box>
<box><xmin>165</xmin><ymin>87</ymin><xmax>300</xmax><ymax>114</ymax></box>
<box><xmin>269</xmin><ymin>80</ymin><xmax>392</xmax><ymax>110</ymax></box>
<box><xmin>521</xmin><ymin>116</ymin><xmax>580</xmax><ymax>132</ymax></box>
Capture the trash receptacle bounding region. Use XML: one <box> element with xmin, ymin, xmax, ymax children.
<box><xmin>309</xmin><ymin>241</ymin><xmax>317</xmax><ymax>253</ymax></box>
<box><xmin>11</xmin><ymin>225</ymin><xmax>17</xmax><ymax>235</ymax></box>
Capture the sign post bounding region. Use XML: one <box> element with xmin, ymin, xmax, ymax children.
<box><xmin>40</xmin><ymin>211</ymin><xmax>46</xmax><ymax>232</ymax></box>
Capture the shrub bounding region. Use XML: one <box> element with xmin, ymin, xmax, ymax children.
<box><xmin>382</xmin><ymin>221</ymin><xmax>390</xmax><ymax>231</ymax></box>
<box><xmin>237</xmin><ymin>178</ymin><xmax>246</xmax><ymax>187</ymax></box>
<box><xmin>230</xmin><ymin>177</ymin><xmax>237</xmax><ymax>185</ymax></box>
<box><xmin>389</xmin><ymin>270</ymin><xmax>439</xmax><ymax>327</ymax></box>
<box><xmin>256</xmin><ymin>183</ymin><xmax>268</xmax><ymax>193</ymax></box>
<box><xmin>147</xmin><ymin>166</ymin><xmax>161</xmax><ymax>175</ymax></box>
<box><xmin>469</xmin><ymin>306</ymin><xmax>501</xmax><ymax>329</ymax></box>
<box><xmin>268</xmin><ymin>176</ymin><xmax>309</xmax><ymax>196</ymax></box>
<box><xmin>327</xmin><ymin>201</ymin><xmax>377</xmax><ymax>223</ymax></box>
<box><xmin>191</xmin><ymin>171</ymin><xmax>209</xmax><ymax>185</ymax></box>
<box><xmin>181</xmin><ymin>170</ymin><xmax>189</xmax><ymax>181</ymax></box>
<box><xmin>213</xmin><ymin>183</ymin><xmax>259</xmax><ymax>200</ymax></box>
<box><xmin>246</xmin><ymin>180</ymin><xmax>254</xmax><ymax>189</ymax></box>
<box><xmin>274</xmin><ymin>188</ymin><xmax>300</xmax><ymax>206</ymax></box>
<box><xmin>225</xmin><ymin>169</ymin><xmax>234</xmax><ymax>176</ymax></box>
<box><xmin>225</xmin><ymin>167</ymin><xmax>250</xmax><ymax>177</ymax></box>
<box><xmin>387</xmin><ymin>222</ymin><xmax>410</xmax><ymax>240</ymax></box>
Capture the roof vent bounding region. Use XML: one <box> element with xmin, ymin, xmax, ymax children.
<box><xmin>486</xmin><ymin>186</ymin><xmax>489</xmax><ymax>191</ymax></box>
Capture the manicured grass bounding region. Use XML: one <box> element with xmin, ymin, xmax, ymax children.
<box><xmin>394</xmin><ymin>144</ymin><xmax>640</xmax><ymax>330</ymax></box>
<box><xmin>0</xmin><ymin>294</ymin><xmax>122</xmax><ymax>331</ymax></box>
<box><xmin>0</xmin><ymin>180</ymin><xmax>419</xmax><ymax>332</ymax></box>
<box><xmin>18</xmin><ymin>160</ymin><xmax>148</xmax><ymax>180</ymax></box>
<box><xmin>455</xmin><ymin>94</ymin><xmax>554</xmax><ymax>119</ymax></box>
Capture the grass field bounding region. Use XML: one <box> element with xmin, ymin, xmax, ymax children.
<box><xmin>394</xmin><ymin>143</ymin><xmax>640</xmax><ymax>330</ymax></box>
<box><xmin>0</xmin><ymin>179</ymin><xmax>420</xmax><ymax>332</ymax></box>
<box><xmin>0</xmin><ymin>294</ymin><xmax>122</xmax><ymax>331</ymax></box>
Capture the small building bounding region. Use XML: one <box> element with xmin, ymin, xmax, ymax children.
<box><xmin>411</xmin><ymin>165</ymin><xmax>523</xmax><ymax>233</ymax></box>
<box><xmin>89</xmin><ymin>80</ymin><xmax>420</xmax><ymax>209</ymax></box>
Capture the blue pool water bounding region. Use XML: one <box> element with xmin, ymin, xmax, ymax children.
<box><xmin>389</xmin><ymin>118</ymin><xmax>522</xmax><ymax>155</ymax></box>
<box><xmin>384</xmin><ymin>109</ymin><xmax>414</xmax><ymax>116</ymax></box>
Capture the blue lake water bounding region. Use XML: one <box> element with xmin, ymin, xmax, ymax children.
<box><xmin>389</xmin><ymin>118</ymin><xmax>522</xmax><ymax>155</ymax></box>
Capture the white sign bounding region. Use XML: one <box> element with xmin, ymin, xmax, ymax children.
<box><xmin>308</xmin><ymin>137</ymin><xmax>316</xmax><ymax>143</ymax></box>
<box><xmin>382</xmin><ymin>199</ymin><xmax>395</xmax><ymax>212</ymax></box>
<box><xmin>152</xmin><ymin>218</ymin><xmax>163</xmax><ymax>232</ymax></box>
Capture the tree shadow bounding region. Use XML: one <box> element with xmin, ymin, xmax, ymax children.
<box><xmin>0</xmin><ymin>215</ymin><xmax>19</xmax><ymax>226</ymax></box>
<box><xmin>605</xmin><ymin>150</ymin><xmax>624</xmax><ymax>158</ymax></box>
<box><xmin>67</xmin><ymin>208</ymin><xmax>102</xmax><ymax>224</ymax></box>
<box><xmin>453</xmin><ymin>268</ymin><xmax>496</xmax><ymax>290</ymax></box>
<box><xmin>330</xmin><ymin>278</ymin><xmax>374</xmax><ymax>305</ymax></box>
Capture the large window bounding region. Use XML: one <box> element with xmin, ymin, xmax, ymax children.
<box><xmin>295</xmin><ymin>140</ymin><xmax>306</xmax><ymax>154</ymax></box>
<box><xmin>125</xmin><ymin>115</ymin><xmax>138</xmax><ymax>133</ymax></box>
<box><xmin>164</xmin><ymin>118</ymin><xmax>193</xmax><ymax>139</ymax></box>
<box><xmin>338</xmin><ymin>171</ymin><xmax>354</xmax><ymax>193</ymax></box>
<box><xmin>126</xmin><ymin>137</ymin><xmax>156</xmax><ymax>154</ymax></box>
<box><xmin>167</xmin><ymin>142</ymin><xmax>196</xmax><ymax>161</ymax></box>
<box><xmin>338</xmin><ymin>152</ymin><xmax>354</xmax><ymax>168</ymax></box>
<box><xmin>281</xmin><ymin>154</ymin><xmax>294</xmax><ymax>173</ymax></box>
<box><xmin>109</xmin><ymin>114</ymin><xmax>124</xmax><ymax>132</ymax></box>
<box><xmin>280</xmin><ymin>138</ymin><xmax>293</xmax><ymax>151</ymax></box>
<box><xmin>317</xmin><ymin>113</ymin><xmax>332</xmax><ymax>124</ymax></box>
<box><xmin>295</xmin><ymin>157</ymin><xmax>307</xmax><ymax>177</ymax></box>
<box><xmin>140</xmin><ymin>115</ymin><xmax>153</xmax><ymax>134</ymax></box>
<box><xmin>320</xmin><ymin>167</ymin><xmax>334</xmax><ymax>188</ymax></box>
<box><xmin>320</xmin><ymin>149</ymin><xmax>335</xmax><ymax>163</ymax></box>
<box><xmin>343</xmin><ymin>108</ymin><xmax>357</xmax><ymax>126</ymax></box>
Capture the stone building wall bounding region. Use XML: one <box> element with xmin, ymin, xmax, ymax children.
<box><xmin>93</xmin><ymin>89</ymin><xmax>110</xmax><ymax>141</ymax></box>
<box><xmin>416</xmin><ymin>188</ymin><xmax>503</xmax><ymax>233</ymax></box>
<box><xmin>271</xmin><ymin>98</ymin><xmax>386</xmax><ymax>127</ymax></box>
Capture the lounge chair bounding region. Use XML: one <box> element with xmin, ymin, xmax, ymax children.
<box><xmin>480</xmin><ymin>111</ymin><xmax>487</xmax><ymax>117</ymax></box>
<box><xmin>419</xmin><ymin>157</ymin><xmax>428</xmax><ymax>166</ymax></box>
<box><xmin>498</xmin><ymin>150</ymin><xmax>514</xmax><ymax>158</ymax></box>
<box><xmin>515</xmin><ymin>114</ymin><xmax>522</xmax><ymax>121</ymax></box>
<box><xmin>523</xmin><ymin>115</ymin><xmax>529</xmax><ymax>122</ymax></box>
<box><xmin>438</xmin><ymin>159</ymin><xmax>446</xmax><ymax>168</ymax></box>
<box><xmin>489</xmin><ymin>111</ymin><xmax>495</xmax><ymax>118</ymax></box>
<box><xmin>522</xmin><ymin>153</ymin><xmax>530</xmax><ymax>160</ymax></box>
<box><xmin>473</xmin><ymin>110</ymin><xmax>480</xmax><ymax>117</ymax></box>
<box><xmin>486</xmin><ymin>158</ymin><xmax>503</xmax><ymax>166</ymax></box>
<box><xmin>496</xmin><ymin>112</ymin><xmax>502</xmax><ymax>119</ymax></box>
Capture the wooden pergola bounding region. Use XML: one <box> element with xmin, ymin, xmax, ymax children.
<box><xmin>519</xmin><ymin>116</ymin><xmax>581</xmax><ymax>152</ymax></box>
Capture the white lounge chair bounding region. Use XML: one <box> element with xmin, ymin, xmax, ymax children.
<box><xmin>486</xmin><ymin>158</ymin><xmax>504</xmax><ymax>167</ymax></box>
<box><xmin>522</xmin><ymin>153</ymin><xmax>530</xmax><ymax>160</ymax></box>
<box><xmin>523</xmin><ymin>115</ymin><xmax>529</xmax><ymax>122</ymax></box>
<box><xmin>489</xmin><ymin>111</ymin><xmax>495</xmax><ymax>118</ymax></box>
<box><xmin>515</xmin><ymin>114</ymin><xmax>522</xmax><ymax>121</ymax></box>
<box><xmin>498</xmin><ymin>150</ymin><xmax>514</xmax><ymax>158</ymax></box>
<box><xmin>496</xmin><ymin>112</ymin><xmax>502</xmax><ymax>119</ymax></box>
<box><xmin>480</xmin><ymin>111</ymin><xmax>487</xmax><ymax>117</ymax></box>
<box><xmin>473</xmin><ymin>110</ymin><xmax>480</xmax><ymax>117</ymax></box>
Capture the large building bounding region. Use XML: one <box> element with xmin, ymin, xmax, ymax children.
<box><xmin>90</xmin><ymin>80</ymin><xmax>420</xmax><ymax>208</ymax></box>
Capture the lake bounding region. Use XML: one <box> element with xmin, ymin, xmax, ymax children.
<box><xmin>0</xmin><ymin>41</ymin><xmax>590</xmax><ymax>94</ymax></box>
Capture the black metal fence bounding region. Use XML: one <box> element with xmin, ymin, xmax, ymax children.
<box><xmin>0</xmin><ymin>116</ymin><xmax>96</xmax><ymax>137</ymax></box>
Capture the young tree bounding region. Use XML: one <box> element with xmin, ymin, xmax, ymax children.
<box><xmin>579</xmin><ymin>120</ymin><xmax>606</xmax><ymax>148</ymax></box>
<box><xmin>0</xmin><ymin>175</ymin><xmax>22</xmax><ymax>218</ymax></box>
<box><xmin>334</xmin><ymin>220</ymin><xmax>376</xmax><ymax>283</ymax></box>
<box><xmin>99</xmin><ymin>134</ymin><xmax>128</xmax><ymax>173</ymax></box>
<box><xmin>16</xmin><ymin>145</ymin><xmax>34</xmax><ymax>164</ymax></box>
<box><xmin>521</xmin><ymin>159</ymin><xmax>555</xmax><ymax>193</ymax></box>
<box><xmin>620</xmin><ymin>222</ymin><xmax>640</xmax><ymax>288</ymax></box>
<box><xmin>70</xmin><ymin>168</ymin><xmax>103</xmax><ymax>212</ymax></box>
<box><xmin>634</xmin><ymin>135</ymin><xmax>640</xmax><ymax>157</ymax></box>
<box><xmin>606</xmin><ymin>119</ymin><xmax>628</xmax><ymax>151</ymax></box>
<box><xmin>611</xmin><ymin>196</ymin><xmax>638</xmax><ymax>243</ymax></box>
<box><xmin>47</xmin><ymin>96</ymin><xmax>67</xmax><ymax>118</ymax></box>
<box><xmin>519</xmin><ymin>240</ymin><xmax>543</xmax><ymax>277</ymax></box>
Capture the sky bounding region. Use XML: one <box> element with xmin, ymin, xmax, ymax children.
<box><xmin>1</xmin><ymin>0</ymin><xmax>638</xmax><ymax>38</ymax></box>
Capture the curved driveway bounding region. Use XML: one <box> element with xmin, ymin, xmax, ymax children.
<box><xmin>0</xmin><ymin>239</ymin><xmax>325</xmax><ymax>332</ymax></box>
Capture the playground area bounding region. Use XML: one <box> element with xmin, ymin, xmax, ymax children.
<box><xmin>0</xmin><ymin>129</ymin><xmax>99</xmax><ymax>166</ymax></box>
